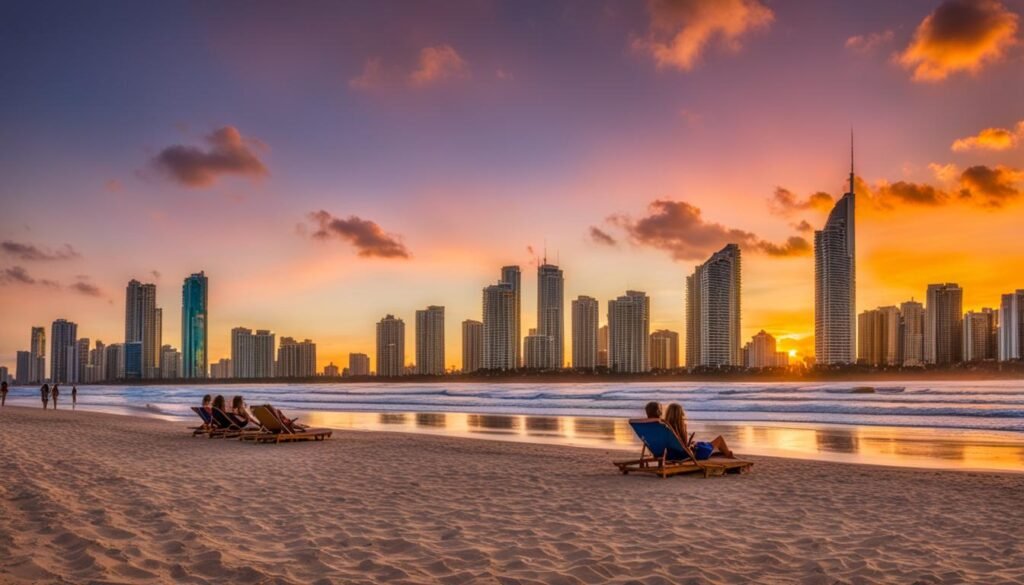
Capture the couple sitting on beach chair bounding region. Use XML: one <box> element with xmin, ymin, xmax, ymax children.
<box><xmin>191</xmin><ymin>394</ymin><xmax>331</xmax><ymax>443</ymax></box>
<box><xmin>614</xmin><ymin>401</ymin><xmax>752</xmax><ymax>478</ymax></box>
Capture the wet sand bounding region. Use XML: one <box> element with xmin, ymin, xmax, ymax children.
<box><xmin>1</xmin><ymin>406</ymin><xmax>1022</xmax><ymax>584</ymax></box>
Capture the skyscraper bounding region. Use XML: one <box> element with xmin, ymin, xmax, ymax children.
<box><xmin>50</xmin><ymin>319</ymin><xmax>77</xmax><ymax>384</ymax></box>
<box><xmin>925</xmin><ymin>283</ymin><xmax>963</xmax><ymax>365</ymax></box>
<box><xmin>16</xmin><ymin>351</ymin><xmax>32</xmax><ymax>385</ymax></box>
<box><xmin>277</xmin><ymin>337</ymin><xmax>317</xmax><ymax>377</ymax></box>
<box><xmin>742</xmin><ymin>330</ymin><xmax>788</xmax><ymax>368</ymax></box>
<box><xmin>376</xmin><ymin>315</ymin><xmax>405</xmax><ymax>377</ymax></box>
<box><xmin>901</xmin><ymin>299</ymin><xmax>925</xmax><ymax>366</ymax></box>
<box><xmin>571</xmin><ymin>295</ymin><xmax>599</xmax><ymax>369</ymax></box>
<box><xmin>89</xmin><ymin>340</ymin><xmax>106</xmax><ymax>383</ymax></box>
<box><xmin>597</xmin><ymin>325</ymin><xmax>609</xmax><ymax>368</ymax></box>
<box><xmin>160</xmin><ymin>345</ymin><xmax>182</xmax><ymax>378</ymax></box>
<box><xmin>814</xmin><ymin>140</ymin><xmax>856</xmax><ymax>365</ymax></box>
<box><xmin>524</xmin><ymin>329</ymin><xmax>553</xmax><ymax>369</ymax></box>
<box><xmin>461</xmin><ymin>319</ymin><xmax>483</xmax><ymax>373</ymax></box>
<box><xmin>500</xmin><ymin>266</ymin><xmax>521</xmax><ymax>367</ymax></box>
<box><xmin>125</xmin><ymin>279</ymin><xmax>160</xmax><ymax>379</ymax></box>
<box><xmin>349</xmin><ymin>353</ymin><xmax>371</xmax><ymax>376</ymax></box>
<box><xmin>254</xmin><ymin>329</ymin><xmax>276</xmax><ymax>377</ymax></box>
<box><xmin>105</xmin><ymin>343</ymin><xmax>124</xmax><ymax>381</ymax></box>
<box><xmin>75</xmin><ymin>337</ymin><xmax>90</xmax><ymax>383</ymax></box>
<box><xmin>650</xmin><ymin>329</ymin><xmax>680</xmax><ymax>370</ymax></box>
<box><xmin>30</xmin><ymin>326</ymin><xmax>45</xmax><ymax>383</ymax></box>
<box><xmin>483</xmin><ymin>281</ymin><xmax>516</xmax><ymax>370</ymax></box>
<box><xmin>963</xmin><ymin>309</ymin><xmax>998</xmax><ymax>362</ymax></box>
<box><xmin>608</xmin><ymin>291</ymin><xmax>650</xmax><ymax>373</ymax></box>
<box><xmin>686</xmin><ymin>243</ymin><xmax>742</xmax><ymax>368</ymax></box>
<box><xmin>181</xmin><ymin>272</ymin><xmax>208</xmax><ymax>378</ymax></box>
<box><xmin>231</xmin><ymin>327</ymin><xmax>255</xmax><ymax>378</ymax></box>
<box><xmin>415</xmin><ymin>305</ymin><xmax>445</xmax><ymax>375</ymax></box>
<box><xmin>998</xmin><ymin>290</ymin><xmax>1024</xmax><ymax>361</ymax></box>
<box><xmin>536</xmin><ymin>262</ymin><xmax>564</xmax><ymax>368</ymax></box>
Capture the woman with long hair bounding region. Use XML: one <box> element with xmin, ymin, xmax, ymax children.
<box><xmin>663</xmin><ymin>402</ymin><xmax>733</xmax><ymax>459</ymax></box>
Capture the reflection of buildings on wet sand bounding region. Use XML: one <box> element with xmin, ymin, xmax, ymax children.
<box><xmin>415</xmin><ymin>413</ymin><xmax>446</xmax><ymax>428</ymax></box>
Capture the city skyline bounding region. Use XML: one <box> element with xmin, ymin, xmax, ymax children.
<box><xmin>3</xmin><ymin>0</ymin><xmax>1024</xmax><ymax>372</ymax></box>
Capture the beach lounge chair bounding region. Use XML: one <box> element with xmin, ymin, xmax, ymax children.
<box><xmin>190</xmin><ymin>406</ymin><xmax>217</xmax><ymax>437</ymax></box>
<box><xmin>207</xmin><ymin>407</ymin><xmax>263</xmax><ymax>439</ymax></box>
<box><xmin>240</xmin><ymin>405</ymin><xmax>332</xmax><ymax>444</ymax></box>
<box><xmin>613</xmin><ymin>419</ymin><xmax>753</xmax><ymax>478</ymax></box>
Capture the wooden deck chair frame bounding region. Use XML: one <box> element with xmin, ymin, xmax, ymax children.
<box><xmin>613</xmin><ymin>419</ymin><xmax>753</xmax><ymax>478</ymax></box>
<box><xmin>240</xmin><ymin>405</ymin><xmax>332</xmax><ymax>444</ymax></box>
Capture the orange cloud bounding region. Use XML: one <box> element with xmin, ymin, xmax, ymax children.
<box><xmin>152</xmin><ymin>126</ymin><xmax>268</xmax><ymax>188</ymax></box>
<box><xmin>608</xmin><ymin>199</ymin><xmax>809</xmax><ymax>261</ymax></box>
<box><xmin>634</xmin><ymin>0</ymin><xmax>774</xmax><ymax>71</ymax></box>
<box><xmin>588</xmin><ymin>226</ymin><xmax>617</xmax><ymax>246</ymax></box>
<box><xmin>2</xmin><ymin>241</ymin><xmax>79</xmax><ymax>261</ymax></box>
<box><xmin>951</xmin><ymin>121</ymin><xmax>1024</xmax><ymax>151</ymax></box>
<box><xmin>959</xmin><ymin>164</ymin><xmax>1023</xmax><ymax>206</ymax></box>
<box><xmin>307</xmin><ymin>210</ymin><xmax>411</xmax><ymax>259</ymax></box>
<box><xmin>410</xmin><ymin>44</ymin><xmax>469</xmax><ymax>86</ymax></box>
<box><xmin>769</xmin><ymin>187</ymin><xmax>834</xmax><ymax>216</ymax></box>
<box><xmin>348</xmin><ymin>57</ymin><xmax>386</xmax><ymax>91</ymax></box>
<box><xmin>898</xmin><ymin>0</ymin><xmax>1019</xmax><ymax>82</ymax></box>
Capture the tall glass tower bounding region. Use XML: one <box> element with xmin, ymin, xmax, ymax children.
<box><xmin>814</xmin><ymin>137</ymin><xmax>856</xmax><ymax>365</ymax></box>
<box><xmin>181</xmin><ymin>271</ymin><xmax>208</xmax><ymax>378</ymax></box>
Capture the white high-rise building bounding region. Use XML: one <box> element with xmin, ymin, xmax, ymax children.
<box><xmin>571</xmin><ymin>295</ymin><xmax>599</xmax><ymax>369</ymax></box>
<box><xmin>461</xmin><ymin>320</ymin><xmax>483</xmax><ymax>373</ymax></box>
<box><xmin>963</xmin><ymin>309</ymin><xmax>997</xmax><ymax>362</ymax></box>
<box><xmin>523</xmin><ymin>328</ymin><xmax>553</xmax><ymax>369</ymax></box>
<box><xmin>50</xmin><ymin>319</ymin><xmax>78</xmax><ymax>384</ymax></box>
<box><xmin>415</xmin><ymin>306</ymin><xmax>445</xmax><ymax>375</ymax></box>
<box><xmin>814</xmin><ymin>141</ymin><xmax>856</xmax><ymax>365</ymax></box>
<box><xmin>376</xmin><ymin>315</ymin><xmax>405</xmax><ymax>377</ymax></box>
<box><xmin>483</xmin><ymin>282</ymin><xmax>517</xmax><ymax>370</ymax></box>
<box><xmin>999</xmin><ymin>291</ymin><xmax>1024</xmax><ymax>361</ymax></box>
<box><xmin>608</xmin><ymin>291</ymin><xmax>650</xmax><ymax>373</ymax></box>
<box><xmin>925</xmin><ymin>283</ymin><xmax>963</xmax><ymax>365</ymax></box>
<box><xmin>536</xmin><ymin>263</ymin><xmax>564</xmax><ymax>368</ymax></box>
<box><xmin>160</xmin><ymin>345</ymin><xmax>183</xmax><ymax>379</ymax></box>
<box><xmin>277</xmin><ymin>337</ymin><xmax>317</xmax><ymax>378</ymax></box>
<box><xmin>901</xmin><ymin>299</ymin><xmax>925</xmax><ymax>366</ymax></box>
<box><xmin>686</xmin><ymin>243</ymin><xmax>742</xmax><ymax>368</ymax></box>
<box><xmin>30</xmin><ymin>326</ymin><xmax>45</xmax><ymax>383</ymax></box>
<box><xmin>500</xmin><ymin>266</ymin><xmax>522</xmax><ymax>367</ymax></box>
<box><xmin>254</xmin><ymin>330</ymin><xmax>276</xmax><ymax>377</ymax></box>
<box><xmin>125</xmin><ymin>279</ymin><xmax>161</xmax><ymax>378</ymax></box>
<box><xmin>231</xmin><ymin>327</ymin><xmax>255</xmax><ymax>378</ymax></box>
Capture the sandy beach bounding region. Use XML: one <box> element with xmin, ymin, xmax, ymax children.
<box><xmin>1</xmin><ymin>407</ymin><xmax>1022</xmax><ymax>584</ymax></box>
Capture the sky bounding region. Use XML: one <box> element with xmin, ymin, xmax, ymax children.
<box><xmin>1</xmin><ymin>0</ymin><xmax>1023</xmax><ymax>372</ymax></box>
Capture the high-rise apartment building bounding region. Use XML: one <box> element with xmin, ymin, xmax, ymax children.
<box><xmin>963</xmin><ymin>309</ymin><xmax>997</xmax><ymax>362</ymax></box>
<box><xmin>105</xmin><ymin>343</ymin><xmax>124</xmax><ymax>381</ymax></box>
<box><xmin>650</xmin><ymin>329</ymin><xmax>680</xmax><ymax>370</ymax></box>
<box><xmin>901</xmin><ymin>299</ymin><xmax>925</xmax><ymax>366</ymax></box>
<box><xmin>742</xmin><ymin>330</ymin><xmax>788</xmax><ymax>368</ymax></box>
<box><xmin>536</xmin><ymin>263</ymin><xmax>564</xmax><ymax>368</ymax></box>
<box><xmin>597</xmin><ymin>325</ymin><xmax>609</xmax><ymax>368</ymax></box>
<box><xmin>50</xmin><ymin>319</ymin><xmax>78</xmax><ymax>384</ymax></box>
<box><xmin>998</xmin><ymin>290</ymin><xmax>1024</xmax><ymax>361</ymax></box>
<box><xmin>277</xmin><ymin>337</ymin><xmax>317</xmax><ymax>378</ymax></box>
<box><xmin>483</xmin><ymin>281</ymin><xmax>517</xmax><ymax>370</ymax></box>
<box><xmin>30</xmin><ymin>326</ymin><xmax>45</xmax><ymax>383</ymax></box>
<box><xmin>253</xmin><ymin>330</ymin><xmax>276</xmax><ymax>377</ymax></box>
<box><xmin>925</xmin><ymin>283</ymin><xmax>963</xmax><ymax>365</ymax></box>
<box><xmin>75</xmin><ymin>338</ymin><xmax>90</xmax><ymax>383</ymax></box>
<box><xmin>461</xmin><ymin>319</ymin><xmax>483</xmax><ymax>373</ymax></box>
<box><xmin>523</xmin><ymin>329</ymin><xmax>553</xmax><ymax>369</ymax></box>
<box><xmin>348</xmin><ymin>353</ymin><xmax>370</xmax><ymax>377</ymax></box>
<box><xmin>210</xmin><ymin>358</ymin><xmax>232</xmax><ymax>379</ymax></box>
<box><xmin>376</xmin><ymin>315</ymin><xmax>405</xmax><ymax>377</ymax></box>
<box><xmin>182</xmin><ymin>272</ymin><xmax>208</xmax><ymax>378</ymax></box>
<box><xmin>16</xmin><ymin>351</ymin><xmax>33</xmax><ymax>385</ymax></box>
<box><xmin>125</xmin><ymin>279</ymin><xmax>161</xmax><ymax>378</ymax></box>
<box><xmin>500</xmin><ymin>266</ymin><xmax>522</xmax><ymax>367</ymax></box>
<box><xmin>571</xmin><ymin>296</ymin><xmax>599</xmax><ymax>369</ymax></box>
<box><xmin>231</xmin><ymin>327</ymin><xmax>255</xmax><ymax>378</ymax></box>
<box><xmin>88</xmin><ymin>340</ymin><xmax>106</xmax><ymax>383</ymax></box>
<box><xmin>858</xmin><ymin>306</ymin><xmax>902</xmax><ymax>367</ymax></box>
<box><xmin>608</xmin><ymin>291</ymin><xmax>650</xmax><ymax>373</ymax></box>
<box><xmin>815</xmin><ymin>144</ymin><xmax>856</xmax><ymax>365</ymax></box>
<box><xmin>686</xmin><ymin>243</ymin><xmax>742</xmax><ymax>368</ymax></box>
<box><xmin>124</xmin><ymin>342</ymin><xmax>143</xmax><ymax>379</ymax></box>
<box><xmin>415</xmin><ymin>305</ymin><xmax>445</xmax><ymax>375</ymax></box>
<box><xmin>323</xmin><ymin>362</ymin><xmax>340</xmax><ymax>377</ymax></box>
<box><xmin>160</xmin><ymin>345</ymin><xmax>182</xmax><ymax>378</ymax></box>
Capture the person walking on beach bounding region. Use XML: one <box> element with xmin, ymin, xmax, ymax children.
<box><xmin>51</xmin><ymin>384</ymin><xmax>60</xmax><ymax>409</ymax></box>
<box><xmin>72</xmin><ymin>385</ymin><xmax>78</xmax><ymax>409</ymax></box>
<box><xmin>41</xmin><ymin>383</ymin><xmax>50</xmax><ymax>409</ymax></box>
<box><xmin>1</xmin><ymin>381</ymin><xmax>8</xmax><ymax>406</ymax></box>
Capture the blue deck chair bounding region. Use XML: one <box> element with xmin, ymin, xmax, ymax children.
<box><xmin>613</xmin><ymin>419</ymin><xmax>753</xmax><ymax>479</ymax></box>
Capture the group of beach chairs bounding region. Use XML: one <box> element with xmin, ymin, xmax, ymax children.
<box><xmin>189</xmin><ymin>404</ymin><xmax>332</xmax><ymax>444</ymax></box>
<box><xmin>613</xmin><ymin>419</ymin><xmax>753</xmax><ymax>479</ymax></box>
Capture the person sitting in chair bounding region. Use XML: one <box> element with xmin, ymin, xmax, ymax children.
<box><xmin>644</xmin><ymin>401</ymin><xmax>662</xmax><ymax>419</ymax></box>
<box><xmin>663</xmin><ymin>402</ymin><xmax>733</xmax><ymax>459</ymax></box>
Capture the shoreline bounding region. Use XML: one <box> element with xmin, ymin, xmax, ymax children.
<box><xmin>1</xmin><ymin>407</ymin><xmax>1022</xmax><ymax>584</ymax></box>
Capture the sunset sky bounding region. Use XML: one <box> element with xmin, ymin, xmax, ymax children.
<box><xmin>2</xmin><ymin>0</ymin><xmax>1023</xmax><ymax>371</ymax></box>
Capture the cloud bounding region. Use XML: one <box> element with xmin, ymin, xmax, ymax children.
<box><xmin>634</xmin><ymin>0</ymin><xmax>774</xmax><ymax>72</ymax></box>
<box><xmin>589</xmin><ymin>226</ymin><xmax>618</xmax><ymax>246</ymax></box>
<box><xmin>1</xmin><ymin>241</ymin><xmax>80</xmax><ymax>261</ymax></box>
<box><xmin>0</xmin><ymin>266</ymin><xmax>59</xmax><ymax>287</ymax></box>
<box><xmin>609</xmin><ymin>199</ymin><xmax>809</xmax><ymax>261</ymax></box>
<box><xmin>151</xmin><ymin>270</ymin><xmax>162</xmax><ymax>280</ymax></box>
<box><xmin>410</xmin><ymin>45</ymin><xmax>469</xmax><ymax>86</ymax></box>
<box><xmin>307</xmin><ymin>210</ymin><xmax>411</xmax><ymax>259</ymax></box>
<box><xmin>898</xmin><ymin>0</ymin><xmax>1019</xmax><ymax>82</ymax></box>
<box><xmin>845</xmin><ymin>30</ymin><xmax>895</xmax><ymax>53</ymax></box>
<box><xmin>929</xmin><ymin>162</ymin><xmax>960</xmax><ymax>182</ymax></box>
<box><xmin>152</xmin><ymin>126</ymin><xmax>268</xmax><ymax>187</ymax></box>
<box><xmin>874</xmin><ymin>181</ymin><xmax>948</xmax><ymax>206</ymax></box>
<box><xmin>70</xmin><ymin>280</ymin><xmax>103</xmax><ymax>297</ymax></box>
<box><xmin>951</xmin><ymin>121</ymin><xmax>1024</xmax><ymax>151</ymax></box>
<box><xmin>959</xmin><ymin>164</ymin><xmax>1023</xmax><ymax>206</ymax></box>
<box><xmin>769</xmin><ymin>188</ymin><xmax>834</xmax><ymax>216</ymax></box>
<box><xmin>793</xmin><ymin>220</ymin><xmax>814</xmax><ymax>233</ymax></box>
<box><xmin>349</xmin><ymin>57</ymin><xmax>386</xmax><ymax>91</ymax></box>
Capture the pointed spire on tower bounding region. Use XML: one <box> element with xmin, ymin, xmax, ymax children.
<box><xmin>849</xmin><ymin>129</ymin><xmax>855</xmax><ymax>195</ymax></box>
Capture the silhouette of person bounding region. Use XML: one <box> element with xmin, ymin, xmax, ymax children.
<box><xmin>41</xmin><ymin>383</ymin><xmax>50</xmax><ymax>409</ymax></box>
<box><xmin>51</xmin><ymin>384</ymin><xmax>60</xmax><ymax>409</ymax></box>
<box><xmin>1</xmin><ymin>381</ymin><xmax>8</xmax><ymax>406</ymax></box>
<box><xmin>72</xmin><ymin>385</ymin><xmax>78</xmax><ymax>409</ymax></box>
